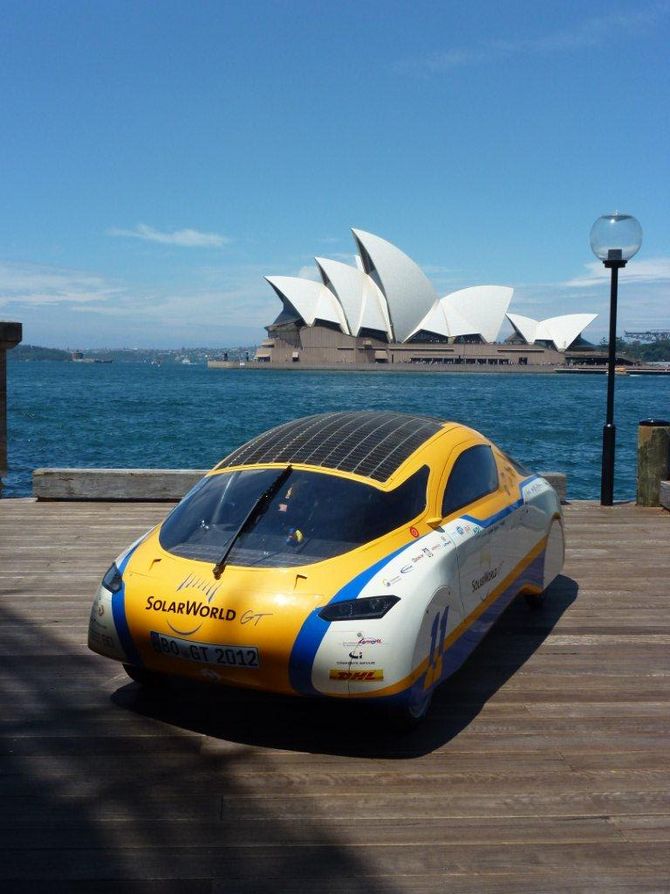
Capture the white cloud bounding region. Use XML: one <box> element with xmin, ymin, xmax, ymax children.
<box><xmin>329</xmin><ymin>252</ymin><xmax>358</xmax><ymax>265</ymax></box>
<box><xmin>73</xmin><ymin>285</ymin><xmax>271</xmax><ymax>328</ymax></box>
<box><xmin>0</xmin><ymin>255</ymin><xmax>275</xmax><ymax>346</ymax></box>
<box><xmin>296</xmin><ymin>265</ymin><xmax>322</xmax><ymax>281</ymax></box>
<box><xmin>0</xmin><ymin>255</ymin><xmax>274</xmax><ymax>331</ymax></box>
<box><xmin>295</xmin><ymin>253</ymin><xmax>363</xmax><ymax>279</ymax></box>
<box><xmin>0</xmin><ymin>261</ymin><xmax>121</xmax><ymax>306</ymax></box>
<box><xmin>107</xmin><ymin>223</ymin><xmax>230</xmax><ymax>248</ymax></box>
<box><xmin>396</xmin><ymin>3</ymin><xmax>668</xmax><ymax>74</ymax></box>
<box><xmin>564</xmin><ymin>257</ymin><xmax>670</xmax><ymax>288</ymax></box>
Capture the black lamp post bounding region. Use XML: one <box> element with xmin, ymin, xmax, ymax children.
<box><xmin>589</xmin><ymin>212</ymin><xmax>643</xmax><ymax>506</ymax></box>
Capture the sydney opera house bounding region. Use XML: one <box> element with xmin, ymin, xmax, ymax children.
<box><xmin>253</xmin><ymin>229</ymin><xmax>597</xmax><ymax>369</ymax></box>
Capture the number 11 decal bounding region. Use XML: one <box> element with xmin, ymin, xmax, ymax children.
<box><xmin>426</xmin><ymin>606</ymin><xmax>449</xmax><ymax>688</ymax></box>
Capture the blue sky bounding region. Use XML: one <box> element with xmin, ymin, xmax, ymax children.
<box><xmin>1</xmin><ymin>0</ymin><xmax>668</xmax><ymax>348</ymax></box>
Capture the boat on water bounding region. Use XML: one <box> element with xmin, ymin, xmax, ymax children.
<box><xmin>71</xmin><ymin>357</ymin><xmax>113</xmax><ymax>364</ymax></box>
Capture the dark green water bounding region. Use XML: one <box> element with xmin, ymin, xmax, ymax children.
<box><xmin>5</xmin><ymin>361</ymin><xmax>669</xmax><ymax>499</ymax></box>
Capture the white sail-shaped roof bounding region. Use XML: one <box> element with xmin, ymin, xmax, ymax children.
<box><xmin>410</xmin><ymin>287</ymin><xmax>512</xmax><ymax>343</ymax></box>
<box><xmin>536</xmin><ymin>314</ymin><xmax>598</xmax><ymax>351</ymax></box>
<box><xmin>507</xmin><ymin>312</ymin><xmax>597</xmax><ymax>351</ymax></box>
<box><xmin>314</xmin><ymin>257</ymin><xmax>391</xmax><ymax>337</ymax></box>
<box><xmin>506</xmin><ymin>313</ymin><xmax>539</xmax><ymax>344</ymax></box>
<box><xmin>315</xmin><ymin>285</ymin><xmax>351</xmax><ymax>333</ymax></box>
<box><xmin>442</xmin><ymin>286</ymin><xmax>513</xmax><ymax>344</ymax></box>
<box><xmin>265</xmin><ymin>276</ymin><xmax>349</xmax><ymax>333</ymax></box>
<box><xmin>408</xmin><ymin>300</ymin><xmax>450</xmax><ymax>339</ymax></box>
<box><xmin>407</xmin><ymin>298</ymin><xmax>471</xmax><ymax>340</ymax></box>
<box><xmin>351</xmin><ymin>229</ymin><xmax>438</xmax><ymax>343</ymax></box>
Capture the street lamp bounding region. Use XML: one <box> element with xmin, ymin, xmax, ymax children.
<box><xmin>589</xmin><ymin>212</ymin><xmax>643</xmax><ymax>506</ymax></box>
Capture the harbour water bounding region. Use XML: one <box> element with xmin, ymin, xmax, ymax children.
<box><xmin>4</xmin><ymin>360</ymin><xmax>670</xmax><ymax>500</ymax></box>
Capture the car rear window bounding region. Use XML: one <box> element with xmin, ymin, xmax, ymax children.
<box><xmin>159</xmin><ymin>466</ymin><xmax>429</xmax><ymax>568</ymax></box>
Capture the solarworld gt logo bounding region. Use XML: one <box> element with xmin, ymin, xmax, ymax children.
<box><xmin>145</xmin><ymin>572</ymin><xmax>239</xmax><ymax>637</ymax></box>
<box><xmin>144</xmin><ymin>595</ymin><xmax>237</xmax><ymax>636</ymax></box>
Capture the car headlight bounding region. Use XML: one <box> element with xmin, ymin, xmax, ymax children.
<box><xmin>101</xmin><ymin>563</ymin><xmax>123</xmax><ymax>594</ymax></box>
<box><xmin>318</xmin><ymin>595</ymin><xmax>399</xmax><ymax>622</ymax></box>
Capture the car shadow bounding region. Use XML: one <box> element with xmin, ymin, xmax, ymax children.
<box><xmin>113</xmin><ymin>574</ymin><xmax>578</xmax><ymax>759</ymax></box>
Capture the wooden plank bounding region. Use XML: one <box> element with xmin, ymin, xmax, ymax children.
<box><xmin>32</xmin><ymin>468</ymin><xmax>206</xmax><ymax>501</ymax></box>
<box><xmin>1</xmin><ymin>841</ymin><xmax>669</xmax><ymax>878</ymax></box>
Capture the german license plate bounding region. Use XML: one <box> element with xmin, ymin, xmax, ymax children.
<box><xmin>150</xmin><ymin>631</ymin><xmax>260</xmax><ymax>668</ymax></box>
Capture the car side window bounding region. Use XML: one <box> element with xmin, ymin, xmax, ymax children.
<box><xmin>442</xmin><ymin>445</ymin><xmax>499</xmax><ymax>517</ymax></box>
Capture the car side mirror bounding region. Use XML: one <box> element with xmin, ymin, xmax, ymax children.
<box><xmin>426</xmin><ymin>516</ymin><xmax>443</xmax><ymax>529</ymax></box>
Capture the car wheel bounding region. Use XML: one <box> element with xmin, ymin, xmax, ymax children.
<box><xmin>523</xmin><ymin>590</ymin><xmax>546</xmax><ymax>610</ymax></box>
<box><xmin>385</xmin><ymin>689</ymin><xmax>434</xmax><ymax>731</ymax></box>
<box><xmin>123</xmin><ymin>664</ymin><xmax>167</xmax><ymax>687</ymax></box>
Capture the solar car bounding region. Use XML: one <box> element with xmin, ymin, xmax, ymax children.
<box><xmin>88</xmin><ymin>411</ymin><xmax>564</xmax><ymax>725</ymax></box>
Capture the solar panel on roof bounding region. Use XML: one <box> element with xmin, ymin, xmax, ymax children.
<box><xmin>217</xmin><ymin>411</ymin><xmax>444</xmax><ymax>482</ymax></box>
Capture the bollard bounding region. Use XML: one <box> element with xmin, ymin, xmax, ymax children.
<box><xmin>637</xmin><ymin>419</ymin><xmax>670</xmax><ymax>507</ymax></box>
<box><xmin>0</xmin><ymin>321</ymin><xmax>23</xmax><ymax>485</ymax></box>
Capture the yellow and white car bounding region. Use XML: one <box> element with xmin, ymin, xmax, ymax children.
<box><xmin>88</xmin><ymin>410</ymin><xmax>564</xmax><ymax>725</ymax></box>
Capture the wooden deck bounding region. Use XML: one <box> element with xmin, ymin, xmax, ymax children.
<box><xmin>1</xmin><ymin>499</ymin><xmax>669</xmax><ymax>892</ymax></box>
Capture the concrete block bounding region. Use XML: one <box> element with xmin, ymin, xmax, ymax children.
<box><xmin>660</xmin><ymin>481</ymin><xmax>670</xmax><ymax>512</ymax></box>
<box><xmin>539</xmin><ymin>471</ymin><xmax>567</xmax><ymax>502</ymax></box>
<box><xmin>33</xmin><ymin>468</ymin><xmax>208</xmax><ymax>501</ymax></box>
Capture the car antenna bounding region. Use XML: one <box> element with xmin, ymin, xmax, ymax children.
<box><xmin>212</xmin><ymin>465</ymin><xmax>293</xmax><ymax>580</ymax></box>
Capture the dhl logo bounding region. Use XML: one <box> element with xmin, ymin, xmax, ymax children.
<box><xmin>329</xmin><ymin>669</ymin><xmax>384</xmax><ymax>681</ymax></box>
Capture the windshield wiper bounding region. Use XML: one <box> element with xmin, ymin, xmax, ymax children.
<box><xmin>212</xmin><ymin>465</ymin><xmax>293</xmax><ymax>579</ymax></box>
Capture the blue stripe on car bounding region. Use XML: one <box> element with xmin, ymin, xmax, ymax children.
<box><xmin>111</xmin><ymin>544</ymin><xmax>142</xmax><ymax>666</ymax></box>
<box><xmin>461</xmin><ymin>475</ymin><xmax>539</xmax><ymax>528</ymax></box>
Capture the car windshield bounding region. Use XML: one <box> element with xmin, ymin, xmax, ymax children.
<box><xmin>159</xmin><ymin>465</ymin><xmax>429</xmax><ymax>568</ymax></box>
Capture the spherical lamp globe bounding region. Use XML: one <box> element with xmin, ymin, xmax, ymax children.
<box><xmin>589</xmin><ymin>212</ymin><xmax>642</xmax><ymax>263</ymax></box>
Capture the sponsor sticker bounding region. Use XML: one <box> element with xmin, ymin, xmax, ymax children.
<box><xmin>523</xmin><ymin>479</ymin><xmax>544</xmax><ymax>499</ymax></box>
<box><xmin>336</xmin><ymin>653</ymin><xmax>377</xmax><ymax>666</ymax></box>
<box><xmin>472</xmin><ymin>562</ymin><xmax>504</xmax><ymax>592</ymax></box>
<box><xmin>329</xmin><ymin>669</ymin><xmax>384</xmax><ymax>681</ymax></box>
<box><xmin>343</xmin><ymin>637</ymin><xmax>383</xmax><ymax>647</ymax></box>
<box><xmin>382</xmin><ymin>575</ymin><xmax>401</xmax><ymax>588</ymax></box>
<box><xmin>472</xmin><ymin>569</ymin><xmax>496</xmax><ymax>591</ymax></box>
